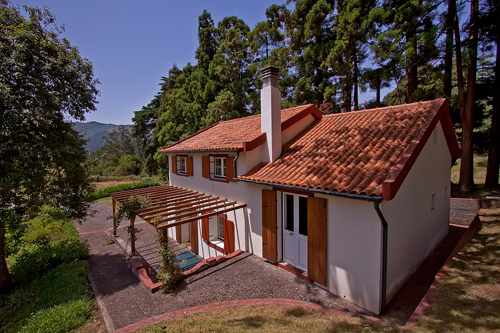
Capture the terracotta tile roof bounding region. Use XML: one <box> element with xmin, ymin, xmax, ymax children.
<box><xmin>239</xmin><ymin>99</ymin><xmax>453</xmax><ymax>198</ymax></box>
<box><xmin>160</xmin><ymin>104</ymin><xmax>314</xmax><ymax>152</ymax></box>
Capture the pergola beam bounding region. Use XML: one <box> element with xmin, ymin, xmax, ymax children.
<box><xmin>140</xmin><ymin>197</ymin><xmax>221</xmax><ymax>219</ymax></box>
<box><xmin>156</xmin><ymin>204</ymin><xmax>247</xmax><ymax>229</ymax></box>
<box><xmin>135</xmin><ymin>193</ymin><xmax>209</xmax><ymax>213</ymax></box>
<box><xmin>154</xmin><ymin>201</ymin><xmax>237</xmax><ymax>224</ymax></box>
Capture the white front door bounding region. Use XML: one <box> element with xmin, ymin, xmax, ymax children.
<box><xmin>283</xmin><ymin>193</ymin><xmax>308</xmax><ymax>270</ymax></box>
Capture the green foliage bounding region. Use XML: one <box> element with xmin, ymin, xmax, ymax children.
<box><xmin>87</xmin><ymin>177</ymin><xmax>164</xmax><ymax>201</ymax></box>
<box><xmin>87</xmin><ymin>126</ymin><xmax>146</xmax><ymax>177</ymax></box>
<box><xmin>20</xmin><ymin>206</ymin><xmax>72</xmax><ymax>246</ymax></box>
<box><xmin>113</xmin><ymin>195</ymin><xmax>151</xmax><ymax>225</ymax></box>
<box><xmin>1</xmin><ymin>261</ymin><xmax>92</xmax><ymax>333</ymax></box>
<box><xmin>153</xmin><ymin>217</ymin><xmax>180</xmax><ymax>291</ymax></box>
<box><xmin>8</xmin><ymin>240</ymin><xmax>89</xmax><ymax>285</ymax></box>
<box><xmin>0</xmin><ymin>1</ymin><xmax>98</xmax><ymax>291</ymax></box>
<box><xmin>5</xmin><ymin>205</ymin><xmax>89</xmax><ymax>285</ymax></box>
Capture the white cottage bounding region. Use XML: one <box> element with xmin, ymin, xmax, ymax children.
<box><xmin>156</xmin><ymin>66</ymin><xmax>460</xmax><ymax>314</ymax></box>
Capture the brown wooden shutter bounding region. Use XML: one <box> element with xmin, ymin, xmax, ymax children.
<box><xmin>175</xmin><ymin>225</ymin><xmax>182</xmax><ymax>243</ymax></box>
<box><xmin>171</xmin><ymin>155</ymin><xmax>177</xmax><ymax>174</ymax></box>
<box><xmin>223</xmin><ymin>219</ymin><xmax>235</xmax><ymax>253</ymax></box>
<box><xmin>202</xmin><ymin>217</ymin><xmax>209</xmax><ymax>241</ymax></box>
<box><xmin>226</xmin><ymin>156</ymin><xmax>235</xmax><ymax>182</ymax></box>
<box><xmin>190</xmin><ymin>221</ymin><xmax>198</xmax><ymax>254</ymax></box>
<box><xmin>202</xmin><ymin>156</ymin><xmax>210</xmax><ymax>178</ymax></box>
<box><xmin>187</xmin><ymin>156</ymin><xmax>193</xmax><ymax>176</ymax></box>
<box><xmin>262</xmin><ymin>189</ymin><xmax>277</xmax><ymax>263</ymax></box>
<box><xmin>307</xmin><ymin>196</ymin><xmax>327</xmax><ymax>286</ymax></box>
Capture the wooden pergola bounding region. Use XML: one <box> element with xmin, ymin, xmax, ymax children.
<box><xmin>109</xmin><ymin>185</ymin><xmax>246</xmax><ymax>254</ymax></box>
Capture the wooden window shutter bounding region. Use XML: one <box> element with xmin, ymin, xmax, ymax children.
<box><xmin>262</xmin><ymin>189</ymin><xmax>277</xmax><ymax>263</ymax></box>
<box><xmin>190</xmin><ymin>221</ymin><xmax>198</xmax><ymax>254</ymax></box>
<box><xmin>226</xmin><ymin>156</ymin><xmax>235</xmax><ymax>182</ymax></box>
<box><xmin>202</xmin><ymin>217</ymin><xmax>209</xmax><ymax>241</ymax></box>
<box><xmin>202</xmin><ymin>156</ymin><xmax>210</xmax><ymax>178</ymax></box>
<box><xmin>171</xmin><ymin>155</ymin><xmax>177</xmax><ymax>174</ymax></box>
<box><xmin>187</xmin><ymin>156</ymin><xmax>193</xmax><ymax>176</ymax></box>
<box><xmin>223</xmin><ymin>219</ymin><xmax>235</xmax><ymax>253</ymax></box>
<box><xmin>307</xmin><ymin>196</ymin><xmax>327</xmax><ymax>286</ymax></box>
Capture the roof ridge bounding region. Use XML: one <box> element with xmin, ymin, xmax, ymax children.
<box><xmin>323</xmin><ymin>99</ymin><xmax>444</xmax><ymax>118</ymax></box>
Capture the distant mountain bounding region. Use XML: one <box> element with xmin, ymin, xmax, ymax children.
<box><xmin>73</xmin><ymin>121</ymin><xmax>132</xmax><ymax>152</ymax></box>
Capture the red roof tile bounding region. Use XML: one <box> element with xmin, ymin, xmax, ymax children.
<box><xmin>239</xmin><ymin>99</ymin><xmax>457</xmax><ymax>198</ymax></box>
<box><xmin>160</xmin><ymin>104</ymin><xmax>314</xmax><ymax>152</ymax></box>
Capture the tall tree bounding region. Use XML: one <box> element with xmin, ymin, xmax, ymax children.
<box><xmin>0</xmin><ymin>2</ymin><xmax>99</xmax><ymax>292</ymax></box>
<box><xmin>480</xmin><ymin>0</ymin><xmax>500</xmax><ymax>187</ymax></box>
<box><xmin>287</xmin><ymin>0</ymin><xmax>335</xmax><ymax>107</ymax></box>
<box><xmin>459</xmin><ymin>0</ymin><xmax>479</xmax><ymax>193</ymax></box>
<box><xmin>328</xmin><ymin>0</ymin><xmax>377</xmax><ymax>111</ymax></box>
<box><xmin>374</xmin><ymin>0</ymin><xmax>439</xmax><ymax>103</ymax></box>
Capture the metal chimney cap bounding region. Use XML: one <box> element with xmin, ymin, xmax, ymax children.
<box><xmin>261</xmin><ymin>66</ymin><xmax>280</xmax><ymax>79</ymax></box>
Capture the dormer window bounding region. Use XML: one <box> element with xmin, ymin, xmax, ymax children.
<box><xmin>214</xmin><ymin>157</ymin><xmax>226</xmax><ymax>179</ymax></box>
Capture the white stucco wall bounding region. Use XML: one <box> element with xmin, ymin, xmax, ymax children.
<box><xmin>381</xmin><ymin>122</ymin><xmax>451</xmax><ymax>303</ymax></box>
<box><xmin>281</xmin><ymin>114</ymin><xmax>315</xmax><ymax>145</ymax></box>
<box><xmin>314</xmin><ymin>193</ymin><xmax>382</xmax><ymax>314</ymax></box>
<box><xmin>168</xmin><ymin>153</ymin><xmax>270</xmax><ymax>260</ymax></box>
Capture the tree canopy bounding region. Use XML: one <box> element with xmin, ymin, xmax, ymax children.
<box><xmin>0</xmin><ymin>1</ymin><xmax>99</xmax><ymax>292</ymax></box>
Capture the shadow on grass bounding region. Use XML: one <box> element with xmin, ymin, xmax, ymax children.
<box><xmin>414</xmin><ymin>214</ymin><xmax>500</xmax><ymax>332</ymax></box>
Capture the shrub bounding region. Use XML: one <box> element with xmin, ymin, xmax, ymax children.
<box><xmin>9</xmin><ymin>239</ymin><xmax>89</xmax><ymax>285</ymax></box>
<box><xmin>153</xmin><ymin>217</ymin><xmax>180</xmax><ymax>291</ymax></box>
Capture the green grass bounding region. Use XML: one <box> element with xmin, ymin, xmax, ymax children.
<box><xmin>1</xmin><ymin>207</ymin><xmax>94</xmax><ymax>333</ymax></box>
<box><xmin>451</xmin><ymin>155</ymin><xmax>500</xmax><ymax>199</ymax></box>
<box><xmin>0</xmin><ymin>261</ymin><xmax>93</xmax><ymax>333</ymax></box>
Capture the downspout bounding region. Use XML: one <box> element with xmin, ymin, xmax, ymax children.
<box><xmin>374</xmin><ymin>202</ymin><xmax>388</xmax><ymax>315</ymax></box>
<box><xmin>232</xmin><ymin>150</ymin><xmax>240</xmax><ymax>181</ymax></box>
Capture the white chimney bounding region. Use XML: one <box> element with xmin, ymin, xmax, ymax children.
<box><xmin>261</xmin><ymin>66</ymin><xmax>281</xmax><ymax>162</ymax></box>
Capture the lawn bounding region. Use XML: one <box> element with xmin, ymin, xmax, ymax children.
<box><xmin>0</xmin><ymin>207</ymin><xmax>96</xmax><ymax>333</ymax></box>
<box><xmin>134</xmin><ymin>207</ymin><xmax>500</xmax><ymax>332</ymax></box>
<box><xmin>451</xmin><ymin>156</ymin><xmax>500</xmax><ymax>198</ymax></box>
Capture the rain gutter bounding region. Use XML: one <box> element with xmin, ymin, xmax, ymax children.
<box><xmin>374</xmin><ymin>202</ymin><xmax>388</xmax><ymax>314</ymax></box>
<box><xmin>236</xmin><ymin>178</ymin><xmax>383</xmax><ymax>202</ymax></box>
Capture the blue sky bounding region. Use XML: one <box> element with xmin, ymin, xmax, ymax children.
<box><xmin>12</xmin><ymin>0</ymin><xmax>287</xmax><ymax>125</ymax></box>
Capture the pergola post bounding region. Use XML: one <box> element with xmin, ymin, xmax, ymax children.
<box><xmin>112</xmin><ymin>199</ymin><xmax>116</xmax><ymax>237</ymax></box>
<box><xmin>130</xmin><ymin>214</ymin><xmax>137</xmax><ymax>255</ymax></box>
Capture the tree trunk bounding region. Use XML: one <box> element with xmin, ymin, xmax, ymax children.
<box><xmin>459</xmin><ymin>0</ymin><xmax>479</xmax><ymax>194</ymax></box>
<box><xmin>405</xmin><ymin>31</ymin><xmax>418</xmax><ymax>103</ymax></box>
<box><xmin>353</xmin><ymin>53</ymin><xmax>359</xmax><ymax>110</ymax></box>
<box><xmin>485</xmin><ymin>41</ymin><xmax>500</xmax><ymax>187</ymax></box>
<box><xmin>316</xmin><ymin>67</ymin><xmax>324</xmax><ymax>107</ymax></box>
<box><xmin>376</xmin><ymin>75</ymin><xmax>381</xmax><ymax>107</ymax></box>
<box><xmin>444</xmin><ymin>0</ymin><xmax>455</xmax><ymax>100</ymax></box>
<box><xmin>0</xmin><ymin>228</ymin><xmax>11</xmax><ymax>294</ymax></box>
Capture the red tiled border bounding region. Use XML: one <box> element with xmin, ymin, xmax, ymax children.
<box><xmin>114</xmin><ymin>298</ymin><xmax>382</xmax><ymax>333</ymax></box>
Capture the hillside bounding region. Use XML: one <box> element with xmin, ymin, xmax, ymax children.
<box><xmin>73</xmin><ymin>121</ymin><xmax>132</xmax><ymax>152</ymax></box>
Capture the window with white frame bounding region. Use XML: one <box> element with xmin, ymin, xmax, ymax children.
<box><xmin>178</xmin><ymin>156</ymin><xmax>187</xmax><ymax>174</ymax></box>
<box><xmin>214</xmin><ymin>157</ymin><xmax>226</xmax><ymax>179</ymax></box>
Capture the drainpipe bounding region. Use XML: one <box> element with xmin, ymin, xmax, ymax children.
<box><xmin>232</xmin><ymin>150</ymin><xmax>240</xmax><ymax>181</ymax></box>
<box><xmin>374</xmin><ymin>202</ymin><xmax>388</xmax><ymax>314</ymax></box>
